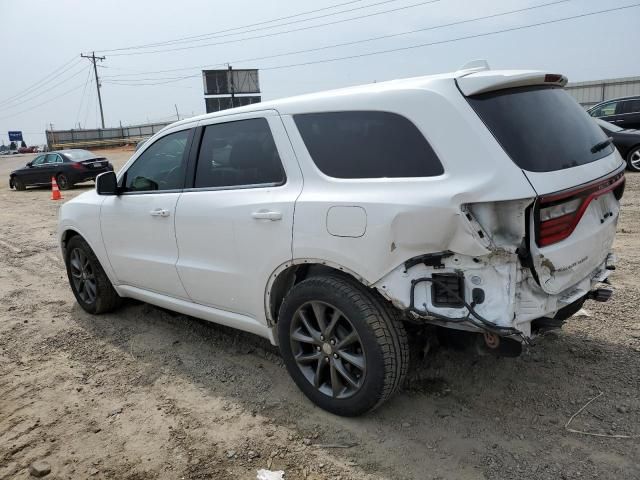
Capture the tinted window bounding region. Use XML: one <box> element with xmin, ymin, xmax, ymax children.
<box><xmin>31</xmin><ymin>155</ymin><xmax>46</xmax><ymax>166</ymax></box>
<box><xmin>194</xmin><ymin>118</ymin><xmax>285</xmax><ymax>188</ymax></box>
<box><xmin>621</xmin><ymin>99</ymin><xmax>640</xmax><ymax>114</ymax></box>
<box><xmin>468</xmin><ymin>86</ymin><xmax>614</xmax><ymax>172</ymax></box>
<box><xmin>62</xmin><ymin>150</ymin><xmax>95</xmax><ymax>161</ymax></box>
<box><xmin>44</xmin><ymin>154</ymin><xmax>60</xmax><ymax>164</ymax></box>
<box><xmin>294</xmin><ymin>111</ymin><xmax>443</xmax><ymax>179</ymax></box>
<box><xmin>590</xmin><ymin>102</ymin><xmax>617</xmax><ymax>117</ymax></box>
<box><xmin>124</xmin><ymin>129</ymin><xmax>190</xmax><ymax>192</ymax></box>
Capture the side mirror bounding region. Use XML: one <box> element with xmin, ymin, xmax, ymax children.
<box><xmin>26</xmin><ymin>161</ymin><xmax>32</xmax><ymax>167</ymax></box>
<box><xmin>96</xmin><ymin>171</ymin><xmax>118</xmax><ymax>195</ymax></box>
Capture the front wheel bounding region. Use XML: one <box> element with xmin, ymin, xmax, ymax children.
<box><xmin>12</xmin><ymin>176</ymin><xmax>26</xmax><ymax>191</ymax></box>
<box><xmin>626</xmin><ymin>146</ymin><xmax>640</xmax><ymax>172</ymax></box>
<box><xmin>64</xmin><ymin>236</ymin><xmax>121</xmax><ymax>314</ymax></box>
<box><xmin>278</xmin><ymin>274</ymin><xmax>409</xmax><ymax>416</ymax></box>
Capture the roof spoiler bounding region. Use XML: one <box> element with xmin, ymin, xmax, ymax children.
<box><xmin>456</xmin><ymin>64</ymin><xmax>568</xmax><ymax>96</ymax></box>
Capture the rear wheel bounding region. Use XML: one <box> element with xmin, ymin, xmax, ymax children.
<box><xmin>64</xmin><ymin>236</ymin><xmax>121</xmax><ymax>314</ymax></box>
<box><xmin>57</xmin><ymin>173</ymin><xmax>72</xmax><ymax>190</ymax></box>
<box><xmin>626</xmin><ymin>146</ymin><xmax>640</xmax><ymax>172</ymax></box>
<box><xmin>278</xmin><ymin>274</ymin><xmax>409</xmax><ymax>416</ymax></box>
<box><xmin>12</xmin><ymin>176</ymin><xmax>26</xmax><ymax>191</ymax></box>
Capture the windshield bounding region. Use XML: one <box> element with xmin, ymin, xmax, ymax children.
<box><xmin>61</xmin><ymin>149</ymin><xmax>97</xmax><ymax>161</ymax></box>
<box><xmin>595</xmin><ymin>118</ymin><xmax>623</xmax><ymax>132</ymax></box>
<box><xmin>467</xmin><ymin>86</ymin><xmax>614</xmax><ymax>172</ymax></box>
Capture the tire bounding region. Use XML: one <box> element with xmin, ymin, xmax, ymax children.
<box><xmin>12</xmin><ymin>177</ymin><xmax>26</xmax><ymax>191</ymax></box>
<box><xmin>57</xmin><ymin>173</ymin><xmax>72</xmax><ymax>190</ymax></box>
<box><xmin>277</xmin><ymin>274</ymin><xmax>409</xmax><ymax>416</ymax></box>
<box><xmin>64</xmin><ymin>235</ymin><xmax>121</xmax><ymax>314</ymax></box>
<box><xmin>626</xmin><ymin>146</ymin><xmax>640</xmax><ymax>172</ymax></box>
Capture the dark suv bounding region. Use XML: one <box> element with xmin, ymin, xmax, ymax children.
<box><xmin>588</xmin><ymin>95</ymin><xmax>640</xmax><ymax>129</ymax></box>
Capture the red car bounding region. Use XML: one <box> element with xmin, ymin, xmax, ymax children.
<box><xmin>18</xmin><ymin>146</ymin><xmax>38</xmax><ymax>153</ymax></box>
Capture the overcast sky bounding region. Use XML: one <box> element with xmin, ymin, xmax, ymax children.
<box><xmin>1</xmin><ymin>0</ymin><xmax>638</xmax><ymax>145</ymax></box>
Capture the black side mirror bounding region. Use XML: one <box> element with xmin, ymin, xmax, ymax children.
<box><xmin>26</xmin><ymin>161</ymin><xmax>32</xmax><ymax>167</ymax></box>
<box><xmin>96</xmin><ymin>171</ymin><xmax>118</xmax><ymax>195</ymax></box>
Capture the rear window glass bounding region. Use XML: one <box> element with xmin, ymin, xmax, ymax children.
<box><xmin>468</xmin><ymin>86</ymin><xmax>614</xmax><ymax>172</ymax></box>
<box><xmin>61</xmin><ymin>150</ymin><xmax>95</xmax><ymax>161</ymax></box>
<box><xmin>294</xmin><ymin>111</ymin><xmax>443</xmax><ymax>179</ymax></box>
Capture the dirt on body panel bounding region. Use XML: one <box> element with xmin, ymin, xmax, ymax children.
<box><xmin>1</xmin><ymin>148</ymin><xmax>639</xmax><ymax>480</ymax></box>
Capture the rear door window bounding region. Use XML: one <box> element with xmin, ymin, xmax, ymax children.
<box><xmin>294</xmin><ymin>111</ymin><xmax>443</xmax><ymax>179</ymax></box>
<box><xmin>621</xmin><ymin>99</ymin><xmax>640</xmax><ymax>114</ymax></box>
<box><xmin>467</xmin><ymin>86</ymin><xmax>614</xmax><ymax>172</ymax></box>
<box><xmin>194</xmin><ymin>118</ymin><xmax>285</xmax><ymax>188</ymax></box>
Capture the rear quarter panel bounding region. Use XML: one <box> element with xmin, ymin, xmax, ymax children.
<box><xmin>282</xmin><ymin>80</ymin><xmax>537</xmax><ymax>284</ymax></box>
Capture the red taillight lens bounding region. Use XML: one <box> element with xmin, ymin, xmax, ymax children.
<box><xmin>71</xmin><ymin>162</ymin><xmax>85</xmax><ymax>170</ymax></box>
<box><xmin>536</xmin><ymin>171</ymin><xmax>625</xmax><ymax>247</ymax></box>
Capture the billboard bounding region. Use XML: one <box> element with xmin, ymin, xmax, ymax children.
<box><xmin>8</xmin><ymin>131</ymin><xmax>23</xmax><ymax>142</ymax></box>
<box><xmin>205</xmin><ymin>96</ymin><xmax>261</xmax><ymax>114</ymax></box>
<box><xmin>202</xmin><ymin>69</ymin><xmax>260</xmax><ymax>95</ymax></box>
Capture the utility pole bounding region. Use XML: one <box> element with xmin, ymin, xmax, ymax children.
<box><xmin>228</xmin><ymin>64</ymin><xmax>235</xmax><ymax>107</ymax></box>
<box><xmin>81</xmin><ymin>51</ymin><xmax>106</xmax><ymax>128</ymax></box>
<box><xmin>174</xmin><ymin>104</ymin><xmax>180</xmax><ymax>121</ymax></box>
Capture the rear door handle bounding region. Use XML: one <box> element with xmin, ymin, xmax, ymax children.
<box><xmin>251</xmin><ymin>210</ymin><xmax>282</xmax><ymax>221</ymax></box>
<box><xmin>150</xmin><ymin>208</ymin><xmax>170</xmax><ymax>217</ymax></box>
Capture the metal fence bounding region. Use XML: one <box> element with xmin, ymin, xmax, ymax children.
<box><xmin>46</xmin><ymin>122</ymin><xmax>172</xmax><ymax>150</ymax></box>
<box><xmin>566</xmin><ymin>76</ymin><xmax>640</xmax><ymax>108</ymax></box>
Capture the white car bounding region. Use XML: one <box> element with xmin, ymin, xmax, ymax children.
<box><xmin>58</xmin><ymin>63</ymin><xmax>625</xmax><ymax>416</ymax></box>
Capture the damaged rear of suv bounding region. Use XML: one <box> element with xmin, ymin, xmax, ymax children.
<box><xmin>59</xmin><ymin>62</ymin><xmax>624</xmax><ymax>417</ymax></box>
<box><xmin>276</xmin><ymin>63</ymin><xmax>624</xmax><ymax>415</ymax></box>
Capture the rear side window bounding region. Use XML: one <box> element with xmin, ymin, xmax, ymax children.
<box><xmin>468</xmin><ymin>86</ymin><xmax>614</xmax><ymax>172</ymax></box>
<box><xmin>294</xmin><ymin>111</ymin><xmax>443</xmax><ymax>179</ymax></box>
<box><xmin>194</xmin><ymin>118</ymin><xmax>285</xmax><ymax>188</ymax></box>
<box><xmin>621</xmin><ymin>99</ymin><xmax>640</xmax><ymax>114</ymax></box>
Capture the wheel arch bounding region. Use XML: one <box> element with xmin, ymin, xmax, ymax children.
<box><xmin>265</xmin><ymin>259</ymin><xmax>372</xmax><ymax>331</ymax></box>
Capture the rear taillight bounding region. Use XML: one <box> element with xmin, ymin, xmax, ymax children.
<box><xmin>71</xmin><ymin>162</ymin><xmax>86</xmax><ymax>170</ymax></box>
<box><xmin>536</xmin><ymin>170</ymin><xmax>625</xmax><ymax>247</ymax></box>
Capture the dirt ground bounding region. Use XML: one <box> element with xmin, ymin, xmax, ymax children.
<box><xmin>0</xmin><ymin>147</ymin><xmax>638</xmax><ymax>480</ymax></box>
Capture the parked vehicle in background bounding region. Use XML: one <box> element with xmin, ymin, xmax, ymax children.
<box><xmin>18</xmin><ymin>146</ymin><xmax>39</xmax><ymax>154</ymax></box>
<box><xmin>9</xmin><ymin>149</ymin><xmax>113</xmax><ymax>191</ymax></box>
<box><xmin>58</xmin><ymin>64</ymin><xmax>624</xmax><ymax>416</ymax></box>
<box><xmin>596</xmin><ymin>118</ymin><xmax>640</xmax><ymax>172</ymax></box>
<box><xmin>588</xmin><ymin>95</ymin><xmax>640</xmax><ymax>129</ymax></box>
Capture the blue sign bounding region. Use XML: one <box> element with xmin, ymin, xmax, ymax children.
<box><xmin>8</xmin><ymin>131</ymin><xmax>23</xmax><ymax>142</ymax></box>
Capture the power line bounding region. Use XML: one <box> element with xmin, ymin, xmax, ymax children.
<box><xmin>0</xmin><ymin>57</ymin><xmax>82</xmax><ymax>108</ymax></box>
<box><xmin>0</xmin><ymin>81</ymin><xmax>88</xmax><ymax>121</ymax></box>
<box><xmin>101</xmin><ymin>1</ymin><xmax>633</xmax><ymax>87</ymax></box>
<box><xmin>105</xmin><ymin>0</ymin><xmax>441</xmax><ymax>57</ymax></box>
<box><xmin>103</xmin><ymin>0</ymin><xmax>569</xmax><ymax>83</ymax></box>
<box><xmin>97</xmin><ymin>0</ymin><xmax>385</xmax><ymax>52</ymax></box>
<box><xmin>76</xmin><ymin>67</ymin><xmax>94</xmax><ymax>127</ymax></box>
<box><xmin>0</xmin><ymin>64</ymin><xmax>90</xmax><ymax>113</ymax></box>
<box><xmin>260</xmin><ymin>3</ymin><xmax>640</xmax><ymax>71</ymax></box>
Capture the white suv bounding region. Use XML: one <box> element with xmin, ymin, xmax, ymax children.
<box><xmin>58</xmin><ymin>64</ymin><xmax>625</xmax><ymax>416</ymax></box>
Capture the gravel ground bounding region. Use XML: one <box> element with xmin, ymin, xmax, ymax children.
<box><xmin>0</xmin><ymin>148</ymin><xmax>638</xmax><ymax>480</ymax></box>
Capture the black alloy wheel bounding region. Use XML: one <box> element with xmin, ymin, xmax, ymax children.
<box><xmin>290</xmin><ymin>300</ymin><xmax>366</xmax><ymax>399</ymax></box>
<box><xmin>69</xmin><ymin>247</ymin><xmax>97</xmax><ymax>305</ymax></box>
<box><xmin>64</xmin><ymin>235</ymin><xmax>121</xmax><ymax>314</ymax></box>
<box><xmin>278</xmin><ymin>274</ymin><xmax>409</xmax><ymax>416</ymax></box>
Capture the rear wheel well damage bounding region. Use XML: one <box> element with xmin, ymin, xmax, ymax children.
<box><xmin>266</xmin><ymin>261</ymin><xmax>375</xmax><ymax>329</ymax></box>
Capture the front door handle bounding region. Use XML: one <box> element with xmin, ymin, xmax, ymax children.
<box><xmin>251</xmin><ymin>210</ymin><xmax>282</xmax><ymax>221</ymax></box>
<box><xmin>150</xmin><ymin>208</ymin><xmax>170</xmax><ymax>217</ymax></box>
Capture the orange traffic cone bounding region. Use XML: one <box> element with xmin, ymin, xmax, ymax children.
<box><xmin>51</xmin><ymin>176</ymin><xmax>63</xmax><ymax>201</ymax></box>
